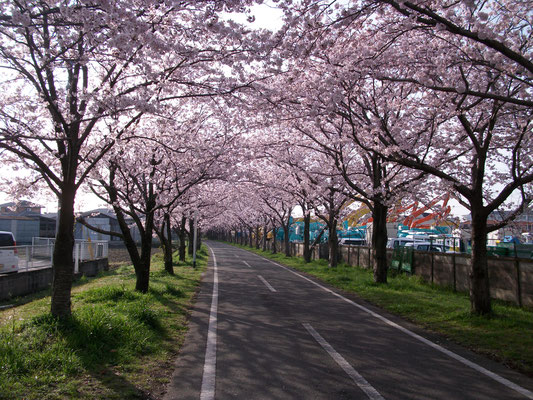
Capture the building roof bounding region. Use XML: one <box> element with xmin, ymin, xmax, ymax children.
<box><xmin>0</xmin><ymin>200</ymin><xmax>43</xmax><ymax>208</ymax></box>
<box><xmin>0</xmin><ymin>200</ymin><xmax>44</xmax><ymax>217</ymax></box>
<box><xmin>79</xmin><ymin>209</ymin><xmax>118</xmax><ymax>220</ymax></box>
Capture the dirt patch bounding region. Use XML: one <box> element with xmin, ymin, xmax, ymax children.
<box><xmin>108</xmin><ymin>246</ymin><xmax>162</xmax><ymax>268</ymax></box>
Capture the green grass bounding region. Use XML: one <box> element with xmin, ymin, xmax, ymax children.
<box><xmin>0</xmin><ymin>246</ymin><xmax>207</xmax><ymax>400</ymax></box>
<box><xmin>230</xmin><ymin>242</ymin><xmax>533</xmax><ymax>377</ymax></box>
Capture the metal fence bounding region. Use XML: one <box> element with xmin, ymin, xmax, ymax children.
<box><xmin>485</xmin><ymin>239</ymin><xmax>533</xmax><ymax>259</ymax></box>
<box><xmin>0</xmin><ymin>238</ymin><xmax>109</xmax><ymax>274</ymax></box>
<box><xmin>387</xmin><ymin>237</ymin><xmax>533</xmax><ymax>258</ymax></box>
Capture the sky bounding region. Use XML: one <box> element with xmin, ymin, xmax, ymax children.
<box><xmin>225</xmin><ymin>2</ymin><xmax>285</xmax><ymax>30</ymax></box>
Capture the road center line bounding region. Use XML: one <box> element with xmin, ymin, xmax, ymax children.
<box><xmin>258</xmin><ymin>275</ymin><xmax>277</xmax><ymax>292</ymax></box>
<box><xmin>200</xmin><ymin>245</ymin><xmax>219</xmax><ymax>400</ymax></box>
<box><xmin>256</xmin><ymin>254</ymin><xmax>533</xmax><ymax>399</ymax></box>
<box><xmin>242</xmin><ymin>260</ymin><xmax>252</xmax><ymax>268</ymax></box>
<box><xmin>303</xmin><ymin>323</ymin><xmax>385</xmax><ymax>400</ymax></box>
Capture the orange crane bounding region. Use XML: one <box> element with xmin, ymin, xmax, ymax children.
<box><xmin>403</xmin><ymin>193</ymin><xmax>451</xmax><ymax>229</ymax></box>
<box><xmin>343</xmin><ymin>193</ymin><xmax>451</xmax><ymax>229</ymax></box>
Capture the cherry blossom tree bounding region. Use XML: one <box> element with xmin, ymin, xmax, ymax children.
<box><xmin>251</xmin><ymin>48</ymin><xmax>421</xmax><ymax>278</ymax></box>
<box><xmin>292</xmin><ymin>68</ymin><xmax>426</xmax><ymax>279</ymax></box>
<box><xmin>279</xmin><ymin>0</ymin><xmax>532</xmax><ymax>313</ymax></box>
<box><xmin>0</xmin><ymin>1</ymin><xmax>167</xmax><ymax>316</ymax></box>
<box><xmin>238</xmin><ymin>150</ymin><xmax>302</xmax><ymax>256</ymax></box>
<box><xmin>276</xmin><ymin>152</ymin><xmax>321</xmax><ymax>263</ymax></box>
<box><xmin>4</xmin><ymin>0</ymin><xmax>530</xmax><ymax>318</ymax></box>
<box><xmin>154</xmin><ymin>209</ymin><xmax>174</xmax><ymax>273</ymax></box>
<box><xmin>84</xmin><ymin>107</ymin><xmax>238</xmax><ymax>290</ymax></box>
<box><xmin>0</xmin><ymin>0</ymin><xmax>275</xmax><ymax>316</ymax></box>
<box><xmin>365</xmin><ymin>2</ymin><xmax>533</xmax><ymax>315</ymax></box>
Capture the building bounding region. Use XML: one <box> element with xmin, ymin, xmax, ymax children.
<box><xmin>460</xmin><ymin>208</ymin><xmax>533</xmax><ymax>244</ymax></box>
<box><xmin>74</xmin><ymin>209</ymin><xmax>123</xmax><ymax>242</ymax></box>
<box><xmin>0</xmin><ymin>201</ymin><xmax>42</xmax><ymax>215</ymax></box>
<box><xmin>0</xmin><ymin>201</ymin><xmax>55</xmax><ymax>244</ymax></box>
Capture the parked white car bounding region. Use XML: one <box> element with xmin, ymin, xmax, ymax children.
<box><xmin>339</xmin><ymin>238</ymin><xmax>366</xmax><ymax>246</ymax></box>
<box><xmin>404</xmin><ymin>241</ymin><xmax>444</xmax><ymax>252</ymax></box>
<box><xmin>386</xmin><ymin>237</ymin><xmax>425</xmax><ymax>248</ymax></box>
<box><xmin>0</xmin><ymin>231</ymin><xmax>19</xmax><ymax>273</ymax></box>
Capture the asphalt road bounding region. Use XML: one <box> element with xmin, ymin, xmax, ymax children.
<box><xmin>164</xmin><ymin>241</ymin><xmax>533</xmax><ymax>400</ymax></box>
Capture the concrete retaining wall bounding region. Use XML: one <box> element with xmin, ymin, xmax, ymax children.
<box><xmin>270</xmin><ymin>240</ymin><xmax>533</xmax><ymax>308</ymax></box>
<box><xmin>340</xmin><ymin>246</ymin><xmax>533</xmax><ymax>308</ymax></box>
<box><xmin>0</xmin><ymin>258</ymin><xmax>108</xmax><ymax>301</ymax></box>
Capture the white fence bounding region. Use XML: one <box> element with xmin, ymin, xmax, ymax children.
<box><xmin>0</xmin><ymin>238</ymin><xmax>109</xmax><ymax>274</ymax></box>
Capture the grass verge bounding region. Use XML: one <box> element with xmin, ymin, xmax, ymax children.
<box><xmin>230</xmin><ymin>243</ymin><xmax>533</xmax><ymax>377</ymax></box>
<box><xmin>0</xmin><ymin>246</ymin><xmax>207</xmax><ymax>400</ymax></box>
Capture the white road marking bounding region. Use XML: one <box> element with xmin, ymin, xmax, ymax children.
<box><xmin>257</xmin><ymin>254</ymin><xmax>533</xmax><ymax>399</ymax></box>
<box><xmin>258</xmin><ymin>275</ymin><xmax>277</xmax><ymax>292</ymax></box>
<box><xmin>242</xmin><ymin>260</ymin><xmax>252</xmax><ymax>268</ymax></box>
<box><xmin>201</xmin><ymin>246</ymin><xmax>219</xmax><ymax>400</ymax></box>
<box><xmin>303</xmin><ymin>323</ymin><xmax>385</xmax><ymax>400</ymax></box>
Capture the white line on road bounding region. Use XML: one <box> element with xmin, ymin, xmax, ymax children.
<box><xmin>242</xmin><ymin>260</ymin><xmax>252</xmax><ymax>268</ymax></box>
<box><xmin>258</xmin><ymin>275</ymin><xmax>277</xmax><ymax>292</ymax></box>
<box><xmin>258</xmin><ymin>255</ymin><xmax>533</xmax><ymax>399</ymax></box>
<box><xmin>303</xmin><ymin>323</ymin><xmax>385</xmax><ymax>400</ymax></box>
<box><xmin>200</xmin><ymin>246</ymin><xmax>219</xmax><ymax>400</ymax></box>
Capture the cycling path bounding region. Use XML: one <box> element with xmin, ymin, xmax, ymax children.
<box><xmin>164</xmin><ymin>241</ymin><xmax>533</xmax><ymax>400</ymax></box>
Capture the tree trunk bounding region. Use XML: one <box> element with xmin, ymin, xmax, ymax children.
<box><xmin>113</xmin><ymin>208</ymin><xmax>141</xmax><ymax>267</ymax></box>
<box><xmin>155</xmin><ymin>228</ymin><xmax>169</xmax><ymax>273</ymax></box>
<box><xmin>163</xmin><ymin>213</ymin><xmax>173</xmax><ymax>274</ymax></box>
<box><xmin>155</xmin><ymin>216</ymin><xmax>173</xmax><ymax>275</ymax></box>
<box><xmin>179</xmin><ymin>216</ymin><xmax>187</xmax><ymax>262</ymax></box>
<box><xmin>188</xmin><ymin>218</ymin><xmax>194</xmax><ymax>255</ymax></box>
<box><xmin>470</xmin><ymin>210</ymin><xmax>492</xmax><ymax>314</ymax></box>
<box><xmin>249</xmin><ymin>227</ymin><xmax>253</xmax><ymax>247</ymax></box>
<box><xmin>110</xmin><ymin>202</ymin><xmax>145</xmax><ymax>292</ymax></box>
<box><xmin>303</xmin><ymin>213</ymin><xmax>311</xmax><ymax>263</ymax></box>
<box><xmin>100</xmin><ymin>164</ymin><xmax>156</xmax><ymax>293</ymax></box>
<box><xmin>328</xmin><ymin>220</ymin><xmax>339</xmax><ymax>268</ymax></box>
<box><xmin>136</xmin><ymin>209</ymin><xmax>154</xmax><ymax>293</ymax></box>
<box><xmin>372</xmin><ymin>202</ymin><xmax>388</xmax><ymax>283</ymax></box>
<box><xmin>197</xmin><ymin>228</ymin><xmax>202</xmax><ymax>249</ymax></box>
<box><xmin>135</xmin><ymin>259</ymin><xmax>151</xmax><ymax>293</ymax></box>
<box><xmin>255</xmin><ymin>226</ymin><xmax>260</xmax><ymax>249</ymax></box>
<box><xmin>50</xmin><ymin>187</ymin><xmax>76</xmax><ymax>318</ymax></box>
